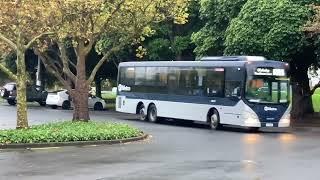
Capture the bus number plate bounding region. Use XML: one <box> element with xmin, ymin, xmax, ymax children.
<box><xmin>266</xmin><ymin>123</ymin><xmax>273</xmax><ymax>127</ymax></box>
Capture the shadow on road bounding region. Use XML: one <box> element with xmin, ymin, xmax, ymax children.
<box><xmin>123</xmin><ymin>116</ymin><xmax>290</xmax><ymax>134</ymax></box>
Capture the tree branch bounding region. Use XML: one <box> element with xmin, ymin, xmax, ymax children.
<box><xmin>57</xmin><ymin>42</ymin><xmax>76</xmax><ymax>83</ymax></box>
<box><xmin>0</xmin><ymin>63</ymin><xmax>17</xmax><ymax>81</ymax></box>
<box><xmin>101</xmin><ymin>0</ymin><xmax>126</xmax><ymax>31</ymax></box>
<box><xmin>69</xmin><ymin>60</ymin><xmax>77</xmax><ymax>69</ymax></box>
<box><xmin>0</xmin><ymin>33</ymin><xmax>17</xmax><ymax>50</ymax></box>
<box><xmin>83</xmin><ymin>38</ymin><xmax>95</xmax><ymax>57</ymax></box>
<box><xmin>87</xmin><ymin>44</ymin><xmax>124</xmax><ymax>83</ymax></box>
<box><xmin>25</xmin><ymin>32</ymin><xmax>54</xmax><ymax>49</ymax></box>
<box><xmin>35</xmin><ymin>50</ymin><xmax>72</xmax><ymax>90</ymax></box>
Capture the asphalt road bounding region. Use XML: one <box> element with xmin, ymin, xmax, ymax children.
<box><xmin>1</xmin><ymin>103</ymin><xmax>320</xmax><ymax>180</ymax></box>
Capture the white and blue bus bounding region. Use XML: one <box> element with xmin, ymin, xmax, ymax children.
<box><xmin>116</xmin><ymin>56</ymin><xmax>291</xmax><ymax>130</ymax></box>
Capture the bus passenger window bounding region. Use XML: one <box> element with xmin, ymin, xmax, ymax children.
<box><xmin>205</xmin><ymin>69</ymin><xmax>224</xmax><ymax>97</ymax></box>
<box><xmin>225</xmin><ymin>81</ymin><xmax>241</xmax><ymax>97</ymax></box>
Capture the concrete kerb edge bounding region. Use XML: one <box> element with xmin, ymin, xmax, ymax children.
<box><xmin>0</xmin><ymin>134</ymin><xmax>149</xmax><ymax>149</ymax></box>
<box><xmin>290</xmin><ymin>126</ymin><xmax>320</xmax><ymax>132</ymax></box>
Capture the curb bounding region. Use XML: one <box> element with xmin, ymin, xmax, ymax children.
<box><xmin>290</xmin><ymin>126</ymin><xmax>320</xmax><ymax>132</ymax></box>
<box><xmin>0</xmin><ymin>134</ymin><xmax>149</xmax><ymax>149</ymax></box>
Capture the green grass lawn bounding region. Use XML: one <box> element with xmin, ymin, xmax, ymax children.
<box><xmin>101</xmin><ymin>91</ymin><xmax>116</xmax><ymax>100</ymax></box>
<box><xmin>312</xmin><ymin>88</ymin><xmax>320</xmax><ymax>112</ymax></box>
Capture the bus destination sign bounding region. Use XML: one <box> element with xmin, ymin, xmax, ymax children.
<box><xmin>254</xmin><ymin>67</ymin><xmax>285</xmax><ymax>76</ymax></box>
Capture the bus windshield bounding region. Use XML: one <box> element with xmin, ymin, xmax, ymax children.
<box><xmin>245</xmin><ymin>76</ymin><xmax>290</xmax><ymax>104</ymax></box>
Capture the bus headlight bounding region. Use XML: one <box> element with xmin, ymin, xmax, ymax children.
<box><xmin>279</xmin><ymin>106</ymin><xmax>291</xmax><ymax>127</ymax></box>
<box><xmin>279</xmin><ymin>113</ymin><xmax>290</xmax><ymax>127</ymax></box>
<box><xmin>243</xmin><ymin>111</ymin><xmax>260</xmax><ymax>127</ymax></box>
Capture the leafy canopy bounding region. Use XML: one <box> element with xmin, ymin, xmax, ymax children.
<box><xmin>0</xmin><ymin>0</ymin><xmax>55</xmax><ymax>50</ymax></box>
<box><xmin>191</xmin><ymin>0</ymin><xmax>247</xmax><ymax>56</ymax></box>
<box><xmin>224</xmin><ymin>0</ymin><xmax>311</xmax><ymax>60</ymax></box>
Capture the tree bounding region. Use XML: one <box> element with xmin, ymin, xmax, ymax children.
<box><xmin>36</xmin><ymin>0</ymin><xmax>189</xmax><ymax>121</ymax></box>
<box><xmin>0</xmin><ymin>1</ymin><xmax>55</xmax><ymax>128</ymax></box>
<box><xmin>144</xmin><ymin>0</ymin><xmax>201</xmax><ymax>61</ymax></box>
<box><xmin>304</xmin><ymin>5</ymin><xmax>320</xmax><ymax>94</ymax></box>
<box><xmin>191</xmin><ymin>0</ymin><xmax>247</xmax><ymax>56</ymax></box>
<box><xmin>224</xmin><ymin>0</ymin><xmax>316</xmax><ymax>119</ymax></box>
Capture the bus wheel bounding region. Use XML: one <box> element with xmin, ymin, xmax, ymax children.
<box><xmin>209</xmin><ymin>109</ymin><xmax>221</xmax><ymax>130</ymax></box>
<box><xmin>138</xmin><ymin>104</ymin><xmax>147</xmax><ymax>121</ymax></box>
<box><xmin>147</xmin><ymin>104</ymin><xmax>158</xmax><ymax>123</ymax></box>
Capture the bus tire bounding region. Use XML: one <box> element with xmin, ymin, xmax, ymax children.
<box><xmin>208</xmin><ymin>109</ymin><xmax>222</xmax><ymax>130</ymax></box>
<box><xmin>147</xmin><ymin>104</ymin><xmax>158</xmax><ymax>123</ymax></box>
<box><xmin>137</xmin><ymin>104</ymin><xmax>147</xmax><ymax>121</ymax></box>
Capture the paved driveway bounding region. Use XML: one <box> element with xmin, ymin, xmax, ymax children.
<box><xmin>0</xmin><ymin>104</ymin><xmax>320</xmax><ymax>180</ymax></box>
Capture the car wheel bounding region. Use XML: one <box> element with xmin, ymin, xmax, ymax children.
<box><xmin>7</xmin><ymin>99</ymin><xmax>16</xmax><ymax>106</ymax></box>
<box><xmin>137</xmin><ymin>104</ymin><xmax>147</xmax><ymax>121</ymax></box>
<box><xmin>147</xmin><ymin>104</ymin><xmax>158</xmax><ymax>123</ymax></box>
<box><xmin>38</xmin><ymin>101</ymin><xmax>46</xmax><ymax>107</ymax></box>
<box><xmin>208</xmin><ymin>109</ymin><xmax>222</xmax><ymax>130</ymax></box>
<box><xmin>62</xmin><ymin>101</ymin><xmax>71</xmax><ymax>110</ymax></box>
<box><xmin>51</xmin><ymin>105</ymin><xmax>58</xmax><ymax>109</ymax></box>
<box><xmin>93</xmin><ymin>102</ymin><xmax>104</xmax><ymax>111</ymax></box>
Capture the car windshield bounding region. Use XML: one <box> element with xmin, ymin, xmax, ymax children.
<box><xmin>245</xmin><ymin>76</ymin><xmax>290</xmax><ymax>104</ymax></box>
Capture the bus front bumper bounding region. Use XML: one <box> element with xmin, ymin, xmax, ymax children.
<box><xmin>244</xmin><ymin>119</ymin><xmax>290</xmax><ymax>128</ymax></box>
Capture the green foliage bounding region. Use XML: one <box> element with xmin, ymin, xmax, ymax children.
<box><xmin>0</xmin><ymin>121</ymin><xmax>142</xmax><ymax>144</ymax></box>
<box><xmin>293</xmin><ymin>0</ymin><xmax>320</xmax><ymax>5</ymax></box>
<box><xmin>312</xmin><ymin>88</ymin><xmax>320</xmax><ymax>112</ymax></box>
<box><xmin>172</xmin><ymin>36</ymin><xmax>191</xmax><ymax>55</ymax></box>
<box><xmin>191</xmin><ymin>0</ymin><xmax>247</xmax><ymax>56</ymax></box>
<box><xmin>224</xmin><ymin>0</ymin><xmax>311</xmax><ymax>60</ymax></box>
<box><xmin>146</xmin><ymin>38</ymin><xmax>173</xmax><ymax>61</ymax></box>
<box><xmin>101</xmin><ymin>91</ymin><xmax>116</xmax><ymax>100</ymax></box>
<box><xmin>4</xmin><ymin>52</ymin><xmax>16</xmax><ymax>73</ymax></box>
<box><xmin>141</xmin><ymin>0</ymin><xmax>200</xmax><ymax>61</ymax></box>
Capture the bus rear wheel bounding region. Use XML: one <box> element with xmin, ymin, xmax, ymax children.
<box><xmin>138</xmin><ymin>104</ymin><xmax>147</xmax><ymax>121</ymax></box>
<box><xmin>209</xmin><ymin>109</ymin><xmax>221</xmax><ymax>130</ymax></box>
<box><xmin>147</xmin><ymin>104</ymin><xmax>158</xmax><ymax>123</ymax></box>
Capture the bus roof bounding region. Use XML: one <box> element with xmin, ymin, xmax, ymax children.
<box><xmin>119</xmin><ymin>57</ymin><xmax>287</xmax><ymax>68</ymax></box>
<box><xmin>199</xmin><ymin>56</ymin><xmax>266</xmax><ymax>61</ymax></box>
<box><xmin>119</xmin><ymin>60</ymin><xmax>248</xmax><ymax>67</ymax></box>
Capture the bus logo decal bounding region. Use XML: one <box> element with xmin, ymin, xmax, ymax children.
<box><xmin>264</xmin><ymin>106</ymin><xmax>277</xmax><ymax>111</ymax></box>
<box><xmin>118</xmin><ymin>84</ymin><xmax>131</xmax><ymax>92</ymax></box>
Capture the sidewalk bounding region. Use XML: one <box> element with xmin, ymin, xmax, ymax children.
<box><xmin>290</xmin><ymin>113</ymin><xmax>320</xmax><ymax>132</ymax></box>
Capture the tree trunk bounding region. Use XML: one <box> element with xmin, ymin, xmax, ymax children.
<box><xmin>72</xmin><ymin>47</ymin><xmax>90</xmax><ymax>122</ymax></box>
<box><xmin>16</xmin><ymin>48</ymin><xmax>28</xmax><ymax>129</ymax></box>
<box><xmin>291</xmin><ymin>83</ymin><xmax>314</xmax><ymax>120</ymax></box>
<box><xmin>72</xmin><ymin>86</ymin><xmax>89</xmax><ymax>121</ymax></box>
<box><xmin>95</xmin><ymin>78</ymin><xmax>102</xmax><ymax>98</ymax></box>
<box><xmin>290</xmin><ymin>60</ymin><xmax>314</xmax><ymax>122</ymax></box>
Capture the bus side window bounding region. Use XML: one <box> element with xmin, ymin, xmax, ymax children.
<box><xmin>205</xmin><ymin>68</ymin><xmax>224</xmax><ymax>97</ymax></box>
<box><xmin>225</xmin><ymin>81</ymin><xmax>241</xmax><ymax>97</ymax></box>
<box><xmin>168</xmin><ymin>68</ymin><xmax>179</xmax><ymax>94</ymax></box>
<box><xmin>120</xmin><ymin>67</ymin><xmax>135</xmax><ymax>86</ymax></box>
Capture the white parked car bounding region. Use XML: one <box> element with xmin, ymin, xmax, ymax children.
<box><xmin>46</xmin><ymin>90</ymin><xmax>106</xmax><ymax>111</ymax></box>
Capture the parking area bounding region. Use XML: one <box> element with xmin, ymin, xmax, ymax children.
<box><xmin>1</xmin><ymin>103</ymin><xmax>320</xmax><ymax>179</ymax></box>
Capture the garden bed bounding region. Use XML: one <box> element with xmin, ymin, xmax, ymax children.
<box><xmin>0</xmin><ymin>121</ymin><xmax>144</xmax><ymax>146</ymax></box>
